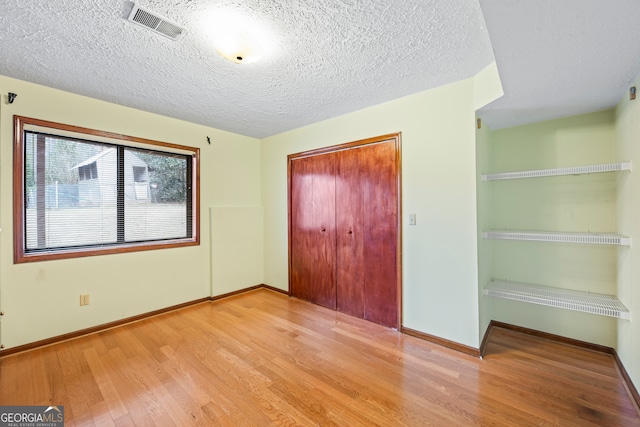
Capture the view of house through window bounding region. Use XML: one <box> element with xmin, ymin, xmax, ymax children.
<box><xmin>124</xmin><ymin>147</ymin><xmax>189</xmax><ymax>242</ymax></box>
<box><xmin>15</xmin><ymin>116</ymin><xmax>199</xmax><ymax>262</ymax></box>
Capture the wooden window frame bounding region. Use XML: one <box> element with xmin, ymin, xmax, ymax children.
<box><xmin>13</xmin><ymin>115</ymin><xmax>200</xmax><ymax>263</ymax></box>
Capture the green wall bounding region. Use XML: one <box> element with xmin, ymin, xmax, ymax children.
<box><xmin>615</xmin><ymin>75</ymin><xmax>640</xmax><ymax>392</ymax></box>
<box><xmin>0</xmin><ymin>65</ymin><xmax>502</xmax><ymax>352</ymax></box>
<box><xmin>262</xmin><ymin>66</ymin><xmax>501</xmax><ymax>348</ymax></box>
<box><xmin>479</xmin><ymin>99</ymin><xmax>640</xmax><ymax>391</ymax></box>
<box><xmin>1</xmin><ymin>66</ymin><xmax>638</xmax><ymax>394</ymax></box>
<box><xmin>482</xmin><ymin>110</ymin><xmax>619</xmax><ymax>347</ymax></box>
<box><xmin>2</xmin><ymin>59</ymin><xmax>638</xmax><ymax>393</ymax></box>
<box><xmin>0</xmin><ymin>64</ymin><xmax>502</xmax><ymax>352</ymax></box>
<box><xmin>475</xmin><ymin>118</ymin><xmax>493</xmax><ymax>340</ymax></box>
<box><xmin>0</xmin><ymin>75</ymin><xmax>263</xmax><ymax>349</ymax></box>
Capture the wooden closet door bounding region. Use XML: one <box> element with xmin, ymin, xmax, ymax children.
<box><xmin>361</xmin><ymin>140</ymin><xmax>398</xmax><ymax>328</ymax></box>
<box><xmin>337</xmin><ymin>140</ymin><xmax>398</xmax><ymax>328</ymax></box>
<box><xmin>289</xmin><ymin>133</ymin><xmax>400</xmax><ymax>328</ymax></box>
<box><xmin>336</xmin><ymin>147</ymin><xmax>365</xmax><ymax>318</ymax></box>
<box><xmin>289</xmin><ymin>153</ymin><xmax>337</xmax><ymax>309</ymax></box>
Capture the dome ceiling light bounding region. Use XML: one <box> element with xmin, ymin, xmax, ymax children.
<box><xmin>212</xmin><ymin>29</ymin><xmax>263</xmax><ymax>64</ymax></box>
<box><xmin>202</xmin><ymin>9</ymin><xmax>276</xmax><ymax>65</ymax></box>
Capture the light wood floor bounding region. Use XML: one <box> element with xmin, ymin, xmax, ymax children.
<box><xmin>1</xmin><ymin>289</ymin><xmax>638</xmax><ymax>426</ymax></box>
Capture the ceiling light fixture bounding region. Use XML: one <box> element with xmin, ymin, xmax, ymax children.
<box><xmin>200</xmin><ymin>9</ymin><xmax>277</xmax><ymax>65</ymax></box>
<box><xmin>212</xmin><ymin>28</ymin><xmax>263</xmax><ymax>64</ymax></box>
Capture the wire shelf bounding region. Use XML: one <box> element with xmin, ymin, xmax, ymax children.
<box><xmin>482</xmin><ymin>230</ymin><xmax>631</xmax><ymax>246</ymax></box>
<box><xmin>484</xmin><ymin>280</ymin><xmax>630</xmax><ymax>320</ymax></box>
<box><xmin>482</xmin><ymin>161</ymin><xmax>631</xmax><ymax>181</ymax></box>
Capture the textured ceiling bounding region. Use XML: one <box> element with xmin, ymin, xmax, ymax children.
<box><xmin>478</xmin><ymin>0</ymin><xmax>640</xmax><ymax>130</ymax></box>
<box><xmin>0</xmin><ymin>0</ymin><xmax>493</xmax><ymax>138</ymax></box>
<box><xmin>3</xmin><ymin>1</ymin><xmax>639</xmax><ymax>138</ymax></box>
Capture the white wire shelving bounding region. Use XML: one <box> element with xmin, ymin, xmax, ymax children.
<box><xmin>481</xmin><ymin>161</ymin><xmax>632</xmax><ymax>321</ymax></box>
<box><xmin>484</xmin><ymin>280</ymin><xmax>630</xmax><ymax>320</ymax></box>
<box><xmin>481</xmin><ymin>161</ymin><xmax>631</xmax><ymax>181</ymax></box>
<box><xmin>482</xmin><ymin>230</ymin><xmax>631</xmax><ymax>246</ymax></box>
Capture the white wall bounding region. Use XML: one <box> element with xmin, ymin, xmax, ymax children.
<box><xmin>262</xmin><ymin>78</ymin><xmax>484</xmax><ymax>347</ymax></box>
<box><xmin>0</xmin><ymin>75</ymin><xmax>263</xmax><ymax>349</ymax></box>
<box><xmin>615</xmin><ymin>77</ymin><xmax>640</xmax><ymax>391</ymax></box>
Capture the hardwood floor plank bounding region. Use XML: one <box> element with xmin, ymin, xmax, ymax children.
<box><xmin>55</xmin><ymin>341</ymin><xmax>103</xmax><ymax>425</ymax></box>
<box><xmin>269</xmin><ymin>355</ymin><xmax>420</xmax><ymax>426</ymax></box>
<box><xmin>1</xmin><ymin>289</ymin><xmax>638</xmax><ymax>426</ymax></box>
<box><xmin>153</xmin><ymin>359</ymin><xmax>211</xmax><ymax>427</ymax></box>
<box><xmin>102</xmin><ymin>348</ymin><xmax>156</xmax><ymax>427</ymax></box>
<box><xmin>113</xmin><ymin>413</ymin><xmax>137</xmax><ymax>427</ymax></box>
<box><xmin>160</xmin><ymin>349</ymin><xmax>241</xmax><ymax>424</ymax></box>
<box><xmin>90</xmin><ymin>401</ymin><xmax>117</xmax><ymax>427</ymax></box>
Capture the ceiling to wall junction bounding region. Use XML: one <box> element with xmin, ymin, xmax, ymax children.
<box><xmin>0</xmin><ymin>1</ymin><xmax>639</xmax><ymax>138</ymax></box>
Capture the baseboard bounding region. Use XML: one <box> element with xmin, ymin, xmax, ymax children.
<box><xmin>0</xmin><ymin>297</ymin><xmax>210</xmax><ymax>357</ymax></box>
<box><xmin>613</xmin><ymin>347</ymin><xmax>640</xmax><ymax>412</ymax></box>
<box><xmin>0</xmin><ymin>284</ymin><xmax>289</xmax><ymax>358</ymax></box>
<box><xmin>210</xmin><ymin>285</ymin><xmax>264</xmax><ymax>301</ymax></box>
<box><xmin>258</xmin><ymin>283</ymin><xmax>290</xmax><ymax>295</ymax></box>
<box><xmin>401</xmin><ymin>326</ymin><xmax>481</xmax><ymax>358</ymax></box>
<box><xmin>489</xmin><ymin>320</ymin><xmax>613</xmax><ymax>353</ymax></box>
<box><xmin>210</xmin><ymin>284</ymin><xmax>288</xmax><ymax>302</ymax></box>
<box><xmin>479</xmin><ymin>322</ymin><xmax>495</xmax><ymax>358</ymax></box>
<box><xmin>488</xmin><ymin>320</ymin><xmax>640</xmax><ymax>412</ymax></box>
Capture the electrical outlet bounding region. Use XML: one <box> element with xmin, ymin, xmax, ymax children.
<box><xmin>80</xmin><ymin>294</ymin><xmax>90</xmax><ymax>306</ymax></box>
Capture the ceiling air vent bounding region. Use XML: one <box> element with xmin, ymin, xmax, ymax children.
<box><xmin>125</xmin><ymin>2</ymin><xmax>186</xmax><ymax>41</ymax></box>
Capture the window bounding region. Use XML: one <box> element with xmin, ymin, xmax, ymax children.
<box><xmin>13</xmin><ymin>116</ymin><xmax>200</xmax><ymax>263</ymax></box>
<box><xmin>132</xmin><ymin>165</ymin><xmax>147</xmax><ymax>183</ymax></box>
<box><xmin>78</xmin><ymin>162</ymin><xmax>98</xmax><ymax>181</ymax></box>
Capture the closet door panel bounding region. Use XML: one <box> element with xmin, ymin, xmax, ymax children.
<box><xmin>289</xmin><ymin>133</ymin><xmax>400</xmax><ymax>328</ymax></box>
<box><xmin>336</xmin><ymin>148</ymin><xmax>365</xmax><ymax>318</ymax></box>
<box><xmin>290</xmin><ymin>154</ymin><xmax>337</xmax><ymax>309</ymax></box>
<box><xmin>363</xmin><ymin>140</ymin><xmax>398</xmax><ymax>328</ymax></box>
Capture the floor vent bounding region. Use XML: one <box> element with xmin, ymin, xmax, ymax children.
<box><xmin>125</xmin><ymin>2</ymin><xmax>186</xmax><ymax>41</ymax></box>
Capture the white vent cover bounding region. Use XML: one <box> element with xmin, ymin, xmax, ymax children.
<box><xmin>125</xmin><ymin>3</ymin><xmax>186</xmax><ymax>41</ymax></box>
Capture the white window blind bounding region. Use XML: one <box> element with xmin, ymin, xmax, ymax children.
<box><xmin>22</xmin><ymin>131</ymin><xmax>193</xmax><ymax>255</ymax></box>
